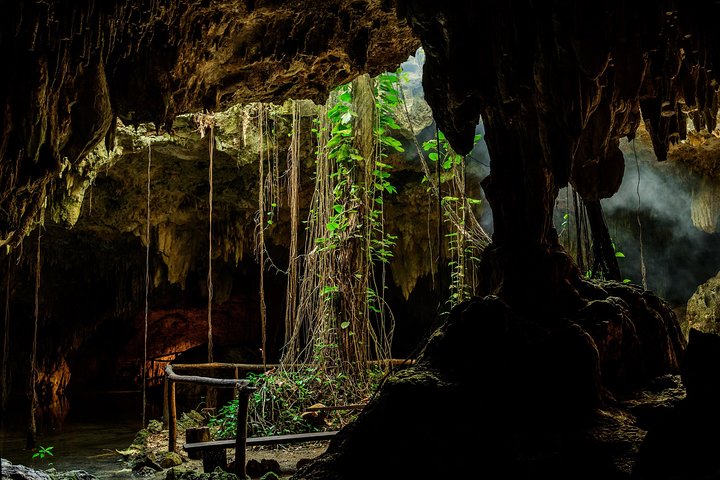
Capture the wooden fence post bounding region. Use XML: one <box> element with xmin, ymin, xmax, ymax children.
<box><xmin>168</xmin><ymin>380</ymin><xmax>177</xmax><ymax>452</ymax></box>
<box><xmin>234</xmin><ymin>386</ymin><xmax>250</xmax><ymax>478</ymax></box>
<box><xmin>163</xmin><ymin>376</ymin><xmax>169</xmax><ymax>428</ymax></box>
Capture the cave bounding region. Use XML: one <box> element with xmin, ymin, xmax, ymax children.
<box><xmin>2</xmin><ymin>1</ymin><xmax>720</xmax><ymax>480</ymax></box>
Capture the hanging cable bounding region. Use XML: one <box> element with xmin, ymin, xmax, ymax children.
<box><xmin>257</xmin><ymin>106</ymin><xmax>268</xmax><ymax>367</ymax></box>
<box><xmin>2</xmin><ymin>253</ymin><xmax>11</xmax><ymax>411</ymax></box>
<box><xmin>142</xmin><ymin>142</ymin><xmax>151</xmax><ymax>427</ymax></box>
<box><xmin>284</xmin><ymin>101</ymin><xmax>300</xmax><ymax>353</ymax></box>
<box><xmin>207</xmin><ymin>124</ymin><xmax>215</xmax><ymax>364</ymax></box>
<box><xmin>633</xmin><ymin>139</ymin><xmax>648</xmax><ymax>289</ymax></box>
<box><xmin>435</xmin><ymin>124</ymin><xmax>443</xmax><ymax>305</ymax></box>
<box><xmin>27</xmin><ymin>224</ymin><xmax>41</xmax><ymax>449</ymax></box>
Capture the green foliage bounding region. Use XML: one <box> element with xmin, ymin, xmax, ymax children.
<box><xmin>208</xmin><ymin>365</ymin><xmax>385</xmax><ymax>439</ymax></box>
<box><xmin>558</xmin><ymin>212</ymin><xmax>570</xmax><ymax>238</ymax></box>
<box><xmin>422</xmin><ymin>130</ymin><xmax>484</xmax><ymax>308</ymax></box>
<box><xmin>583</xmin><ymin>241</ymin><xmax>631</xmax><ymax>283</ymax></box>
<box><xmin>32</xmin><ymin>445</ymin><xmax>54</xmax><ymax>460</ymax></box>
<box><xmin>422</xmin><ymin>132</ymin><xmax>482</xmax><ymax>181</ymax></box>
<box><xmin>314</xmin><ymin>72</ymin><xmax>404</xmax><ymax>314</ymax></box>
<box><xmin>612</xmin><ymin>242</ymin><xmax>632</xmax><ymax>284</ymax></box>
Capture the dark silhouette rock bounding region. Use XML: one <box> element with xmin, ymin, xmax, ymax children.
<box><xmin>633</xmin><ymin>328</ymin><xmax>720</xmax><ymax>479</ymax></box>
<box><xmin>245</xmin><ymin>458</ymin><xmax>281</xmax><ymax>478</ymax></box>
<box><xmin>294</xmin><ymin>295</ymin><xmax>681</xmax><ymax>479</ymax></box>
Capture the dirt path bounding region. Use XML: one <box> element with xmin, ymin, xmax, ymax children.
<box><xmin>142</xmin><ymin>422</ymin><xmax>329</xmax><ymax>478</ymax></box>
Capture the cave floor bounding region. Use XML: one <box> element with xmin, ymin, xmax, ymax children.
<box><xmin>143</xmin><ymin>425</ymin><xmax>328</xmax><ymax>479</ymax></box>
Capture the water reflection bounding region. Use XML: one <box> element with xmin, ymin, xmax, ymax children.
<box><xmin>0</xmin><ymin>391</ymin><xmax>142</xmax><ymax>479</ymax></box>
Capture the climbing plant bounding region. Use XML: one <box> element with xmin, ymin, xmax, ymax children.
<box><xmin>283</xmin><ymin>72</ymin><xmax>403</xmax><ymax>397</ymax></box>
<box><xmin>422</xmin><ymin>130</ymin><xmax>485</xmax><ymax>308</ymax></box>
<box><xmin>394</xmin><ymin>68</ymin><xmax>491</xmax><ymax>310</ymax></box>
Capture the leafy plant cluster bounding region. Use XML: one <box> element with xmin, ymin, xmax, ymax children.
<box><xmin>557</xmin><ymin>202</ymin><xmax>632</xmax><ymax>284</ymax></box>
<box><xmin>583</xmin><ymin>242</ymin><xmax>631</xmax><ymax>284</ymax></box>
<box><xmin>208</xmin><ymin>364</ymin><xmax>385</xmax><ymax>439</ymax></box>
<box><xmin>422</xmin><ymin>131</ymin><xmax>484</xmax><ymax>307</ymax></box>
<box><xmin>318</xmin><ymin>71</ymin><xmax>403</xmax><ymax>271</ymax></box>
<box><xmin>32</xmin><ymin>445</ymin><xmax>54</xmax><ymax>460</ymax></box>
<box><xmin>294</xmin><ymin>71</ymin><xmax>404</xmax><ymax>362</ymax></box>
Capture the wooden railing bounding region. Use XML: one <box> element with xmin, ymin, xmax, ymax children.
<box><xmin>164</xmin><ymin>364</ymin><xmax>254</xmax><ymax>478</ymax></box>
<box><xmin>163</xmin><ymin>359</ymin><xmax>413</xmax><ymax>476</ymax></box>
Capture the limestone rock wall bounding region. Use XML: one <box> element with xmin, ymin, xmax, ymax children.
<box><xmin>0</xmin><ymin>0</ymin><xmax>418</xmax><ymax>247</ymax></box>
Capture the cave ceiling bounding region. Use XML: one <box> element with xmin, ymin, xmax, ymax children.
<box><xmin>2</xmin><ymin>1</ymin><xmax>720</xmax><ymax>248</ymax></box>
<box><xmin>0</xmin><ymin>0</ymin><xmax>418</xmax><ymax>247</ymax></box>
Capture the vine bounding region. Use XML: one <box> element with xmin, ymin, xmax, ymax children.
<box><xmin>283</xmin><ymin>72</ymin><xmax>403</xmax><ymax>396</ymax></box>
<box><xmin>422</xmin><ymin>130</ymin><xmax>484</xmax><ymax>307</ymax></box>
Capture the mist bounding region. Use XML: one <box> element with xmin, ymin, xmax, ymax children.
<box><xmin>398</xmin><ymin>49</ymin><xmax>719</xmax><ymax>306</ymax></box>
<box><xmin>598</xmin><ymin>138</ymin><xmax>720</xmax><ymax>306</ymax></box>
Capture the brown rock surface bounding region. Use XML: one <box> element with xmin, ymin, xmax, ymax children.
<box><xmin>0</xmin><ymin>0</ymin><xmax>418</xmax><ymax>247</ymax></box>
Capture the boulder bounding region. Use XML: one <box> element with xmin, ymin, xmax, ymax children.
<box><xmin>685</xmin><ymin>272</ymin><xmax>720</xmax><ymax>336</ymax></box>
<box><xmin>1</xmin><ymin>459</ymin><xmax>51</xmax><ymax>480</ymax></box>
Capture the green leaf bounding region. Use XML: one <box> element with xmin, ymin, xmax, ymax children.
<box><xmin>615</xmin><ymin>252</ymin><xmax>625</xmax><ymax>258</ymax></box>
<box><xmin>381</xmin><ymin>136</ymin><xmax>404</xmax><ymax>151</ymax></box>
<box><xmin>321</xmin><ymin>285</ymin><xmax>339</xmax><ymax>296</ymax></box>
<box><xmin>384</xmin><ymin>117</ymin><xmax>401</xmax><ymax>130</ymax></box>
<box><xmin>623</xmin><ymin>278</ymin><xmax>632</xmax><ymax>284</ymax></box>
<box><xmin>338</xmin><ymin>92</ymin><xmax>352</xmax><ymax>103</ymax></box>
<box><xmin>327</xmin><ymin>222</ymin><xmax>339</xmax><ymax>231</ymax></box>
<box><xmin>428</xmin><ymin>152</ymin><xmax>439</xmax><ymax>161</ymax></box>
<box><xmin>333</xmin><ymin>204</ymin><xmax>344</xmax><ymax>214</ymax></box>
<box><xmin>340</xmin><ymin>321</ymin><xmax>350</xmax><ymax>329</ymax></box>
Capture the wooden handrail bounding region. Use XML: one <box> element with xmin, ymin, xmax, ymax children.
<box><xmin>164</xmin><ymin>365</ymin><xmax>254</xmax><ymax>478</ymax></box>
<box><xmin>165</xmin><ymin>364</ymin><xmax>252</xmax><ymax>388</ymax></box>
<box><xmin>184</xmin><ymin>431</ymin><xmax>339</xmax><ymax>451</ymax></box>
<box><xmin>304</xmin><ymin>403</ymin><xmax>366</xmax><ymax>412</ymax></box>
<box><xmin>163</xmin><ymin>359</ymin><xmax>413</xmax><ymax>475</ymax></box>
<box><xmin>171</xmin><ymin>359</ymin><xmax>414</xmax><ymax>371</ymax></box>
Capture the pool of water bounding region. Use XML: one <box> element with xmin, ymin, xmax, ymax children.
<box><xmin>0</xmin><ymin>391</ymin><xmax>143</xmax><ymax>479</ymax></box>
